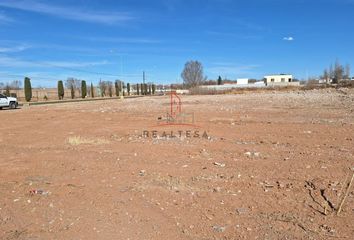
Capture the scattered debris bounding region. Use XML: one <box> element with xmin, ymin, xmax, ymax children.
<box><xmin>139</xmin><ymin>170</ymin><xmax>146</xmax><ymax>177</ymax></box>
<box><xmin>337</xmin><ymin>172</ymin><xmax>354</xmax><ymax>216</ymax></box>
<box><xmin>319</xmin><ymin>224</ymin><xmax>336</xmax><ymax>235</ymax></box>
<box><xmin>213</xmin><ymin>162</ymin><xmax>226</xmax><ymax>167</ymax></box>
<box><xmin>236</xmin><ymin>208</ymin><xmax>248</xmax><ymax>215</ymax></box>
<box><xmin>29</xmin><ymin>189</ymin><xmax>49</xmax><ymax>196</ymax></box>
<box><xmin>244</xmin><ymin>151</ymin><xmax>261</xmax><ymax>158</ymax></box>
<box><xmin>213</xmin><ymin>225</ymin><xmax>226</xmax><ymax>233</ymax></box>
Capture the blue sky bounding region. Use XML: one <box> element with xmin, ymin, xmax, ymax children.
<box><xmin>0</xmin><ymin>0</ymin><xmax>353</xmax><ymax>87</ymax></box>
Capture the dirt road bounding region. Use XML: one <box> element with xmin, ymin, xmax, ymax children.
<box><xmin>1</xmin><ymin>89</ymin><xmax>353</xmax><ymax>239</ymax></box>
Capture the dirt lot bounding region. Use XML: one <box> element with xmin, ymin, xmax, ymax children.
<box><xmin>1</xmin><ymin>89</ymin><xmax>354</xmax><ymax>239</ymax></box>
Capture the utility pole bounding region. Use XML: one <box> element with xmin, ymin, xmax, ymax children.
<box><xmin>143</xmin><ymin>71</ymin><xmax>145</xmax><ymax>84</ymax></box>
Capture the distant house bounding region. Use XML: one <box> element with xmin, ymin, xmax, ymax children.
<box><xmin>237</xmin><ymin>78</ymin><xmax>249</xmax><ymax>85</ymax></box>
<box><xmin>264</xmin><ymin>74</ymin><xmax>293</xmax><ymax>84</ymax></box>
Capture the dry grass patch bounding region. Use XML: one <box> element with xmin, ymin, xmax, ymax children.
<box><xmin>67</xmin><ymin>136</ymin><xmax>110</xmax><ymax>146</ymax></box>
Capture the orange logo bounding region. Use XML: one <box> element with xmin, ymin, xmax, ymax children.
<box><xmin>155</xmin><ymin>91</ymin><xmax>199</xmax><ymax>128</ymax></box>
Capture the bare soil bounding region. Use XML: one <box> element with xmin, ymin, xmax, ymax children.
<box><xmin>1</xmin><ymin>89</ymin><xmax>354</xmax><ymax>239</ymax></box>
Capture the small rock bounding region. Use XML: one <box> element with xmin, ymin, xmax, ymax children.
<box><xmin>236</xmin><ymin>208</ymin><xmax>248</xmax><ymax>215</ymax></box>
<box><xmin>244</xmin><ymin>152</ymin><xmax>260</xmax><ymax>157</ymax></box>
<box><xmin>139</xmin><ymin>170</ymin><xmax>146</xmax><ymax>176</ymax></box>
<box><xmin>254</xmin><ymin>152</ymin><xmax>260</xmax><ymax>157</ymax></box>
<box><xmin>245</xmin><ymin>152</ymin><xmax>252</xmax><ymax>157</ymax></box>
<box><xmin>213</xmin><ymin>225</ymin><xmax>226</xmax><ymax>233</ymax></box>
<box><xmin>213</xmin><ymin>162</ymin><xmax>226</xmax><ymax>167</ymax></box>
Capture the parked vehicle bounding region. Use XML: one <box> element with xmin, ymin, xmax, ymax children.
<box><xmin>0</xmin><ymin>93</ymin><xmax>18</xmax><ymax>109</ymax></box>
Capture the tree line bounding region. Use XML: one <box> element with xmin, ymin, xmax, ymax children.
<box><xmin>0</xmin><ymin>77</ymin><xmax>156</xmax><ymax>102</ymax></box>
<box><xmin>182</xmin><ymin>60</ymin><xmax>353</xmax><ymax>87</ymax></box>
<box><xmin>321</xmin><ymin>60</ymin><xmax>351</xmax><ymax>83</ymax></box>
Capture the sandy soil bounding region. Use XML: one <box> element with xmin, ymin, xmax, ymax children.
<box><xmin>1</xmin><ymin>89</ymin><xmax>354</xmax><ymax>240</ymax></box>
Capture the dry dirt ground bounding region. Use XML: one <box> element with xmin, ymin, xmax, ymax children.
<box><xmin>1</xmin><ymin>89</ymin><xmax>354</xmax><ymax>240</ymax></box>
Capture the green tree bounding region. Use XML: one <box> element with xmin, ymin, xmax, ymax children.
<box><xmin>217</xmin><ymin>76</ymin><xmax>223</xmax><ymax>85</ymax></box>
<box><xmin>81</xmin><ymin>80</ymin><xmax>87</xmax><ymax>99</ymax></box>
<box><xmin>152</xmin><ymin>84</ymin><xmax>156</xmax><ymax>95</ymax></box>
<box><xmin>127</xmin><ymin>83</ymin><xmax>130</xmax><ymax>96</ymax></box>
<box><xmin>90</xmin><ymin>83</ymin><xmax>94</xmax><ymax>98</ymax></box>
<box><xmin>24</xmin><ymin>77</ymin><xmax>32</xmax><ymax>102</ymax></box>
<box><xmin>109</xmin><ymin>87</ymin><xmax>113</xmax><ymax>97</ymax></box>
<box><xmin>144</xmin><ymin>84</ymin><xmax>148</xmax><ymax>95</ymax></box>
<box><xmin>58</xmin><ymin>80</ymin><xmax>64</xmax><ymax>100</ymax></box>
<box><xmin>115</xmin><ymin>81</ymin><xmax>119</xmax><ymax>96</ymax></box>
<box><xmin>70</xmin><ymin>85</ymin><xmax>75</xmax><ymax>99</ymax></box>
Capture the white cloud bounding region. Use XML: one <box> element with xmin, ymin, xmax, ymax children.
<box><xmin>283</xmin><ymin>36</ymin><xmax>294</xmax><ymax>41</ymax></box>
<box><xmin>0</xmin><ymin>0</ymin><xmax>134</xmax><ymax>24</ymax></box>
<box><xmin>44</xmin><ymin>60</ymin><xmax>109</xmax><ymax>68</ymax></box>
<box><xmin>0</xmin><ymin>44</ymin><xmax>31</xmax><ymax>53</ymax></box>
<box><xmin>0</xmin><ymin>55</ymin><xmax>39</xmax><ymax>67</ymax></box>
<box><xmin>0</xmin><ymin>55</ymin><xmax>110</xmax><ymax>68</ymax></box>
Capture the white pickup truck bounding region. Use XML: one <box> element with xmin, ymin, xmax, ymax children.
<box><xmin>0</xmin><ymin>93</ymin><xmax>18</xmax><ymax>109</ymax></box>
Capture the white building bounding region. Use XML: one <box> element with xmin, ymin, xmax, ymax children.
<box><xmin>237</xmin><ymin>78</ymin><xmax>249</xmax><ymax>85</ymax></box>
<box><xmin>264</xmin><ymin>74</ymin><xmax>293</xmax><ymax>85</ymax></box>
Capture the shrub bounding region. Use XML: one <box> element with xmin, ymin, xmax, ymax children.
<box><xmin>144</xmin><ymin>84</ymin><xmax>148</xmax><ymax>95</ymax></box>
<box><xmin>81</xmin><ymin>80</ymin><xmax>87</xmax><ymax>99</ymax></box>
<box><xmin>58</xmin><ymin>80</ymin><xmax>64</xmax><ymax>100</ymax></box>
<box><xmin>70</xmin><ymin>85</ymin><xmax>75</xmax><ymax>99</ymax></box>
<box><xmin>24</xmin><ymin>77</ymin><xmax>32</xmax><ymax>102</ymax></box>
<box><xmin>108</xmin><ymin>82</ymin><xmax>113</xmax><ymax>97</ymax></box>
<box><xmin>152</xmin><ymin>84</ymin><xmax>156</xmax><ymax>94</ymax></box>
<box><xmin>115</xmin><ymin>81</ymin><xmax>119</xmax><ymax>96</ymax></box>
<box><xmin>337</xmin><ymin>80</ymin><xmax>354</xmax><ymax>88</ymax></box>
<box><xmin>189</xmin><ymin>86</ymin><xmax>230</xmax><ymax>95</ymax></box>
<box><xmin>127</xmin><ymin>83</ymin><xmax>130</xmax><ymax>96</ymax></box>
<box><xmin>91</xmin><ymin>83</ymin><xmax>94</xmax><ymax>98</ymax></box>
<box><xmin>5</xmin><ymin>85</ymin><xmax>10</xmax><ymax>97</ymax></box>
<box><xmin>217</xmin><ymin>76</ymin><xmax>223</xmax><ymax>85</ymax></box>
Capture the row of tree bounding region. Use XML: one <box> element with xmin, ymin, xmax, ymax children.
<box><xmin>58</xmin><ymin>78</ymin><xmax>156</xmax><ymax>99</ymax></box>
<box><xmin>1</xmin><ymin>77</ymin><xmax>156</xmax><ymax>102</ymax></box>
<box><xmin>321</xmin><ymin>60</ymin><xmax>351</xmax><ymax>83</ymax></box>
